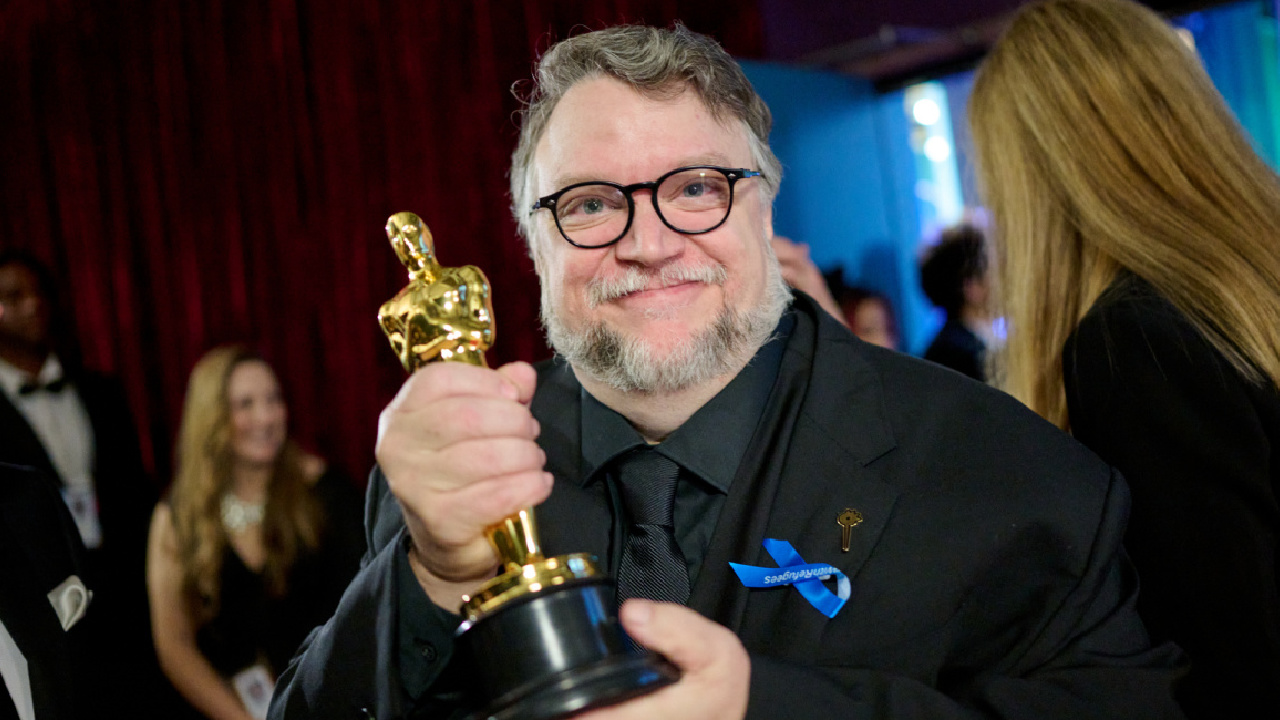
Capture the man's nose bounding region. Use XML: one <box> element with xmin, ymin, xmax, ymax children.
<box><xmin>612</xmin><ymin>194</ymin><xmax>686</xmax><ymax>265</ymax></box>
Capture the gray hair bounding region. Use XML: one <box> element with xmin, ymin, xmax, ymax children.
<box><xmin>509</xmin><ymin>23</ymin><xmax>783</xmax><ymax>246</ymax></box>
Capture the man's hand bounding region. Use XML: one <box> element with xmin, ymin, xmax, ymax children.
<box><xmin>771</xmin><ymin>236</ymin><xmax>848</xmax><ymax>327</ymax></box>
<box><xmin>375</xmin><ymin>360</ymin><xmax>552</xmax><ymax>607</ymax></box>
<box><xmin>575</xmin><ymin>601</ymin><xmax>751</xmax><ymax>720</ymax></box>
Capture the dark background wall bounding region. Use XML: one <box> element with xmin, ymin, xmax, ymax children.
<box><xmin>0</xmin><ymin>0</ymin><xmax>1253</xmax><ymax>488</ymax></box>
<box><xmin>0</xmin><ymin>0</ymin><xmax>764</xmax><ymax>486</ymax></box>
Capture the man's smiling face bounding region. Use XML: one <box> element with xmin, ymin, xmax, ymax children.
<box><xmin>529</xmin><ymin>76</ymin><xmax>787</xmax><ymax>393</ymax></box>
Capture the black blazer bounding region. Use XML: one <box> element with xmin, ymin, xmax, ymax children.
<box><xmin>1064</xmin><ymin>274</ymin><xmax>1280</xmax><ymax>719</ymax></box>
<box><xmin>0</xmin><ymin>371</ymin><xmax>162</xmax><ymax>709</ymax></box>
<box><xmin>272</xmin><ymin>294</ymin><xmax>1184</xmax><ymax>719</ymax></box>
<box><xmin>0</xmin><ymin>463</ymin><xmax>112</xmax><ymax>718</ymax></box>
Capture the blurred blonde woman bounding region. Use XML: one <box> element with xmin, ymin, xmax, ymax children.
<box><xmin>147</xmin><ymin>347</ymin><xmax>363</xmax><ymax>720</ymax></box>
<box><xmin>970</xmin><ymin>0</ymin><xmax>1280</xmax><ymax>717</ymax></box>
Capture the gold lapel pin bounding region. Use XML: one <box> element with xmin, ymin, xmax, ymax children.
<box><xmin>837</xmin><ymin>508</ymin><xmax>863</xmax><ymax>553</ymax></box>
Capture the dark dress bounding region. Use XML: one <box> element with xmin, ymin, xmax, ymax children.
<box><xmin>923</xmin><ymin>318</ymin><xmax>986</xmax><ymax>381</ymax></box>
<box><xmin>176</xmin><ymin>469</ymin><xmax>365</xmax><ymax>716</ymax></box>
<box><xmin>1063</xmin><ymin>273</ymin><xmax>1280</xmax><ymax>720</ymax></box>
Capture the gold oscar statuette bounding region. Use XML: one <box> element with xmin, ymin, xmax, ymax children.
<box><xmin>377</xmin><ymin>212</ymin><xmax>676</xmax><ymax>720</ymax></box>
<box><xmin>377</xmin><ymin>211</ymin><xmax>601</xmax><ymax>620</ymax></box>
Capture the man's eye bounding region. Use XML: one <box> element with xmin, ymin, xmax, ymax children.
<box><xmin>560</xmin><ymin>193</ymin><xmax>618</xmax><ymax>218</ymax></box>
<box><xmin>666</xmin><ymin>175</ymin><xmax>728</xmax><ymax>204</ymax></box>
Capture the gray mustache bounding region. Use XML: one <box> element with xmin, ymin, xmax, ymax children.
<box><xmin>587</xmin><ymin>264</ymin><xmax>728</xmax><ymax>307</ymax></box>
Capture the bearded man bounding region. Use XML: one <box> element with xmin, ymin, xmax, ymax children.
<box><xmin>270</xmin><ymin>24</ymin><xmax>1184</xmax><ymax>720</ymax></box>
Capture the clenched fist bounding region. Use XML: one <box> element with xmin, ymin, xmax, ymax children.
<box><xmin>376</xmin><ymin>361</ymin><xmax>552</xmax><ymax>608</ymax></box>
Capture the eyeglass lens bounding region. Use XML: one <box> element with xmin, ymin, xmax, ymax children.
<box><xmin>554</xmin><ymin>168</ymin><xmax>735</xmax><ymax>247</ymax></box>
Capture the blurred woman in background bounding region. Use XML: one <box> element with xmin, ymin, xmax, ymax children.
<box><xmin>970</xmin><ymin>1</ymin><xmax>1280</xmax><ymax>717</ymax></box>
<box><xmin>919</xmin><ymin>224</ymin><xmax>994</xmax><ymax>381</ymax></box>
<box><xmin>147</xmin><ymin>346</ymin><xmax>363</xmax><ymax>720</ymax></box>
<box><xmin>771</xmin><ymin>235</ymin><xmax>901</xmax><ymax>350</ymax></box>
<box><xmin>835</xmin><ymin>285</ymin><xmax>899</xmax><ymax>351</ymax></box>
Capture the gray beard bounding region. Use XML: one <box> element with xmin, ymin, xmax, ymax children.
<box><xmin>541</xmin><ymin>261</ymin><xmax>792</xmax><ymax>394</ymax></box>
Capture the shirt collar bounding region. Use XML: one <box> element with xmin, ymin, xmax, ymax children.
<box><xmin>0</xmin><ymin>354</ymin><xmax>61</xmax><ymax>398</ymax></box>
<box><xmin>579</xmin><ymin>310</ymin><xmax>796</xmax><ymax>492</ymax></box>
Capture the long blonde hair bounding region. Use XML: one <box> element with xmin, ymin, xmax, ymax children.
<box><xmin>169</xmin><ymin>346</ymin><xmax>321</xmax><ymax>616</ymax></box>
<box><xmin>970</xmin><ymin>0</ymin><xmax>1280</xmax><ymax>429</ymax></box>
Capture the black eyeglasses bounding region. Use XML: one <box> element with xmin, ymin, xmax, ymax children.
<box><xmin>530</xmin><ymin>165</ymin><xmax>764</xmax><ymax>249</ymax></box>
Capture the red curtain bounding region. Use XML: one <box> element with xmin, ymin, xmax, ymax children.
<box><xmin>0</xmin><ymin>0</ymin><xmax>763</xmax><ymax>486</ymax></box>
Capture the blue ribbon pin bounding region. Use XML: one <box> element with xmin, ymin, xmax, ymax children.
<box><xmin>729</xmin><ymin>538</ymin><xmax>851</xmax><ymax>618</ymax></box>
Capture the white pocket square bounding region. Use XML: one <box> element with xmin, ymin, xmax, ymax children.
<box><xmin>47</xmin><ymin>575</ymin><xmax>92</xmax><ymax>631</ymax></box>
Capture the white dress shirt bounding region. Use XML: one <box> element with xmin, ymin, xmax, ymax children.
<box><xmin>0</xmin><ymin>355</ymin><xmax>100</xmax><ymax>548</ymax></box>
<box><xmin>0</xmin><ymin>619</ymin><xmax>34</xmax><ymax>720</ymax></box>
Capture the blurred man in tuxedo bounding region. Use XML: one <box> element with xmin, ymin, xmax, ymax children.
<box><xmin>0</xmin><ymin>251</ymin><xmax>162</xmax><ymax>713</ymax></box>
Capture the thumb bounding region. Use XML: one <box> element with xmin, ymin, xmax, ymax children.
<box><xmin>619</xmin><ymin>600</ymin><xmax>723</xmax><ymax>673</ymax></box>
<box><xmin>495</xmin><ymin>360</ymin><xmax>538</xmax><ymax>404</ymax></box>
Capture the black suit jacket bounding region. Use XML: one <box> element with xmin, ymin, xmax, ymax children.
<box><xmin>0</xmin><ymin>463</ymin><xmax>112</xmax><ymax>718</ymax></box>
<box><xmin>271</xmin><ymin>294</ymin><xmax>1184</xmax><ymax>719</ymax></box>
<box><xmin>1064</xmin><ymin>274</ymin><xmax>1280</xmax><ymax>719</ymax></box>
<box><xmin>0</xmin><ymin>371</ymin><xmax>161</xmax><ymax>709</ymax></box>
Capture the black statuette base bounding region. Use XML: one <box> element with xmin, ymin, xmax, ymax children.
<box><xmin>458</xmin><ymin>577</ymin><xmax>679</xmax><ymax>720</ymax></box>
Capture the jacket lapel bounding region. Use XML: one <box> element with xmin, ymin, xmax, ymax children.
<box><xmin>0</xmin><ymin>464</ymin><xmax>84</xmax><ymax>596</ymax></box>
<box><xmin>531</xmin><ymin>360</ymin><xmax>612</xmax><ymax>565</ymax></box>
<box><xmin>690</xmin><ymin>297</ymin><xmax>901</xmax><ymax>638</ymax></box>
<box><xmin>0</xmin><ymin>464</ymin><xmax>84</xmax><ymax>720</ymax></box>
<box><xmin>0</xmin><ymin>393</ymin><xmax>60</xmax><ymax>483</ymax></box>
<box><xmin>687</xmin><ymin>321</ymin><xmax>809</xmax><ymax>629</ymax></box>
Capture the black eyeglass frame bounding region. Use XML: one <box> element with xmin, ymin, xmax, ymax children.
<box><xmin>530</xmin><ymin>165</ymin><xmax>764</xmax><ymax>249</ymax></box>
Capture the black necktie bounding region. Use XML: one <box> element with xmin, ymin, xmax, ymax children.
<box><xmin>615</xmin><ymin>448</ymin><xmax>690</xmax><ymax>606</ymax></box>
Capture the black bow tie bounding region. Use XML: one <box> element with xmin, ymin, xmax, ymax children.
<box><xmin>18</xmin><ymin>377</ymin><xmax>68</xmax><ymax>396</ymax></box>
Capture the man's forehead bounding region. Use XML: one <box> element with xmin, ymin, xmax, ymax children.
<box><xmin>545</xmin><ymin>151</ymin><xmax>739</xmax><ymax>189</ymax></box>
<box><xmin>532</xmin><ymin>78</ymin><xmax>752</xmax><ymax>189</ymax></box>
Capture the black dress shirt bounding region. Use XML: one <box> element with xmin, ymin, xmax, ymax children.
<box><xmin>272</xmin><ymin>292</ymin><xmax>1187</xmax><ymax>720</ymax></box>
<box><xmin>579</xmin><ymin>311</ymin><xmax>793</xmax><ymax>588</ymax></box>
<box><xmin>394</xmin><ymin>311</ymin><xmax>793</xmax><ymax>703</ymax></box>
